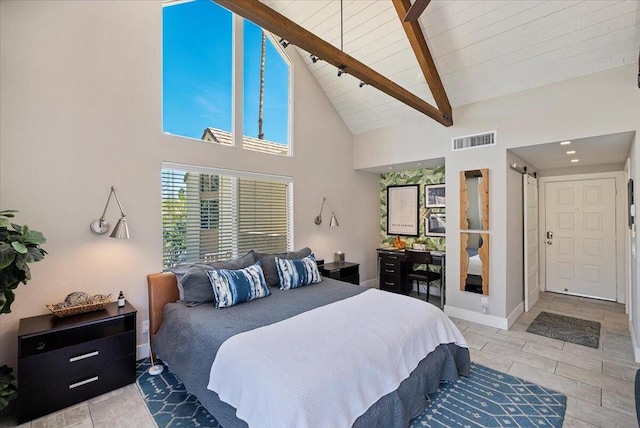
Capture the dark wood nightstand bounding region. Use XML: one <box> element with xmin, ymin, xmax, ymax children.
<box><xmin>319</xmin><ymin>262</ymin><xmax>360</xmax><ymax>285</ymax></box>
<box><xmin>17</xmin><ymin>302</ymin><xmax>137</xmax><ymax>423</ymax></box>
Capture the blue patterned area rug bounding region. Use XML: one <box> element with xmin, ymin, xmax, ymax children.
<box><xmin>136</xmin><ymin>360</ymin><xmax>220</xmax><ymax>427</ymax></box>
<box><xmin>412</xmin><ymin>363</ymin><xmax>566</xmax><ymax>427</ymax></box>
<box><xmin>137</xmin><ymin>360</ymin><xmax>566</xmax><ymax>428</ymax></box>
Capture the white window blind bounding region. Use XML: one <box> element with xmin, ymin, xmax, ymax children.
<box><xmin>162</xmin><ymin>163</ymin><xmax>293</xmax><ymax>269</ymax></box>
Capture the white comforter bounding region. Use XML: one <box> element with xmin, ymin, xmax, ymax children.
<box><xmin>207</xmin><ymin>288</ymin><xmax>467</xmax><ymax>428</ymax></box>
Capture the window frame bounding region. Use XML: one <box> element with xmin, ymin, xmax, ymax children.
<box><xmin>162</xmin><ymin>2</ymin><xmax>294</xmax><ymax>156</ymax></box>
<box><xmin>162</xmin><ymin>162</ymin><xmax>294</xmax><ymax>269</ymax></box>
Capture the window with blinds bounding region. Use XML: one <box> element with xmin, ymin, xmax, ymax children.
<box><xmin>162</xmin><ymin>163</ymin><xmax>293</xmax><ymax>269</ymax></box>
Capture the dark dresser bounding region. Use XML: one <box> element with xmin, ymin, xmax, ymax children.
<box><xmin>18</xmin><ymin>302</ymin><xmax>137</xmax><ymax>423</ymax></box>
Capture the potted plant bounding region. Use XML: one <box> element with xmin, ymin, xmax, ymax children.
<box><xmin>0</xmin><ymin>210</ymin><xmax>47</xmax><ymax>412</ymax></box>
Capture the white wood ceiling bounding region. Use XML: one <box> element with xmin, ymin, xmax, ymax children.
<box><xmin>262</xmin><ymin>0</ymin><xmax>640</xmax><ymax>135</ymax></box>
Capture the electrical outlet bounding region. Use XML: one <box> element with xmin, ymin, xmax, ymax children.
<box><xmin>481</xmin><ymin>297</ymin><xmax>488</xmax><ymax>314</ymax></box>
<box><xmin>142</xmin><ymin>320</ymin><xmax>149</xmax><ymax>334</ymax></box>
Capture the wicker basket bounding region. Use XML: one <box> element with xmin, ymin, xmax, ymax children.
<box><xmin>47</xmin><ymin>296</ymin><xmax>112</xmax><ymax>318</ymax></box>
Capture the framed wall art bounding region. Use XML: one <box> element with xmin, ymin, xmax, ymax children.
<box><xmin>425</xmin><ymin>184</ymin><xmax>446</xmax><ymax>208</ymax></box>
<box><xmin>386</xmin><ymin>184</ymin><xmax>419</xmax><ymax>236</ymax></box>
<box><xmin>425</xmin><ymin>209</ymin><xmax>446</xmax><ymax>236</ymax></box>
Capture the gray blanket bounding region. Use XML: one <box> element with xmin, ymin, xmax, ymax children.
<box><xmin>153</xmin><ymin>279</ymin><xmax>470</xmax><ymax>427</ymax></box>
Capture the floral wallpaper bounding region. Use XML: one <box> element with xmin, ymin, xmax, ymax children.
<box><xmin>380</xmin><ymin>166</ymin><xmax>446</xmax><ymax>251</ymax></box>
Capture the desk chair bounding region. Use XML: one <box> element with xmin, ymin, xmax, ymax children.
<box><xmin>405</xmin><ymin>250</ymin><xmax>442</xmax><ymax>309</ymax></box>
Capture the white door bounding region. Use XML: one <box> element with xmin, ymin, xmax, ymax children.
<box><xmin>545</xmin><ymin>178</ymin><xmax>617</xmax><ymax>300</ymax></box>
<box><xmin>524</xmin><ymin>175</ymin><xmax>539</xmax><ymax>311</ymax></box>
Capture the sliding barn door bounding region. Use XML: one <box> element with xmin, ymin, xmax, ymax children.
<box><xmin>524</xmin><ymin>175</ymin><xmax>539</xmax><ymax>312</ymax></box>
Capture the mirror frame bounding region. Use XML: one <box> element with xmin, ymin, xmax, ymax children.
<box><xmin>460</xmin><ymin>168</ymin><xmax>489</xmax><ymax>230</ymax></box>
<box><xmin>460</xmin><ymin>232</ymin><xmax>489</xmax><ymax>295</ymax></box>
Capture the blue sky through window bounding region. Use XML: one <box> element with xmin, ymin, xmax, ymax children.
<box><xmin>163</xmin><ymin>0</ymin><xmax>290</xmax><ymax>146</ymax></box>
<box><xmin>243</xmin><ymin>20</ymin><xmax>290</xmax><ymax>145</ymax></box>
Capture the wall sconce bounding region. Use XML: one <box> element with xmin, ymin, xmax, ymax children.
<box><xmin>90</xmin><ymin>186</ymin><xmax>130</xmax><ymax>239</ymax></box>
<box><xmin>314</xmin><ymin>197</ymin><xmax>339</xmax><ymax>227</ymax></box>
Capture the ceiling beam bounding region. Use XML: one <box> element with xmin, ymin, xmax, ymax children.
<box><xmin>403</xmin><ymin>0</ymin><xmax>431</xmax><ymax>22</ymax></box>
<box><xmin>392</xmin><ymin>0</ymin><xmax>451</xmax><ymax>120</ymax></box>
<box><xmin>212</xmin><ymin>0</ymin><xmax>452</xmax><ymax>127</ymax></box>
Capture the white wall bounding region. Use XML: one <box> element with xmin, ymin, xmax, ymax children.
<box><xmin>354</xmin><ymin>65</ymin><xmax>640</xmax><ymax>330</ymax></box>
<box><xmin>0</xmin><ymin>0</ymin><xmax>379</xmax><ymax>367</ymax></box>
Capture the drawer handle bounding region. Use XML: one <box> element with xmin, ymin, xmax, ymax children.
<box><xmin>384</xmin><ymin>282</ymin><xmax>394</xmax><ymax>286</ymax></box>
<box><xmin>69</xmin><ymin>376</ymin><xmax>99</xmax><ymax>389</ymax></box>
<box><xmin>387</xmin><ymin>256</ymin><xmax>397</xmax><ymax>259</ymax></box>
<box><xmin>69</xmin><ymin>350</ymin><xmax>99</xmax><ymax>363</ymax></box>
<box><xmin>384</xmin><ymin>263</ymin><xmax>394</xmax><ymax>267</ymax></box>
<box><xmin>384</xmin><ymin>269</ymin><xmax>394</xmax><ymax>273</ymax></box>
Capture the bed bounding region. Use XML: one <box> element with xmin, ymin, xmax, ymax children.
<box><xmin>148</xmin><ymin>270</ymin><xmax>470</xmax><ymax>428</ymax></box>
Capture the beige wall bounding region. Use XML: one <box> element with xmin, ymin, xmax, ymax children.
<box><xmin>354</xmin><ymin>65</ymin><xmax>640</xmax><ymax>331</ymax></box>
<box><xmin>0</xmin><ymin>0</ymin><xmax>380</xmax><ymax>367</ymax></box>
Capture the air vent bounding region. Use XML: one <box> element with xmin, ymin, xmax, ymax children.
<box><xmin>452</xmin><ymin>131</ymin><xmax>496</xmax><ymax>151</ymax></box>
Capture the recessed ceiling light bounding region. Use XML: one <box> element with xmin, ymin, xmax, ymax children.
<box><xmin>387</xmin><ymin>166</ymin><xmax>393</xmax><ymax>170</ymax></box>
<box><xmin>571</xmin><ymin>159</ymin><xmax>579</xmax><ymax>163</ymax></box>
<box><xmin>560</xmin><ymin>141</ymin><xmax>571</xmax><ymax>145</ymax></box>
<box><xmin>566</xmin><ymin>150</ymin><xmax>576</xmax><ymax>154</ymax></box>
<box><xmin>417</xmin><ymin>162</ymin><xmax>423</xmax><ymax>166</ymax></box>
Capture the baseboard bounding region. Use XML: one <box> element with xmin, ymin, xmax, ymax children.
<box><xmin>360</xmin><ymin>278</ymin><xmax>377</xmax><ymax>288</ymax></box>
<box><xmin>630</xmin><ymin>321</ymin><xmax>640</xmax><ymax>363</ymax></box>
<box><xmin>507</xmin><ymin>302</ymin><xmax>524</xmax><ymax>329</ymax></box>
<box><xmin>137</xmin><ymin>342</ymin><xmax>150</xmax><ymax>361</ymax></box>
<box><xmin>444</xmin><ymin>305</ymin><xmax>509</xmax><ymax>330</ymax></box>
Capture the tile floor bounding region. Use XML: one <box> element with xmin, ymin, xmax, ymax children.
<box><xmin>2</xmin><ymin>291</ymin><xmax>638</xmax><ymax>427</ymax></box>
<box><xmin>0</xmin><ymin>383</ymin><xmax>155</xmax><ymax>428</ymax></box>
<box><xmin>454</xmin><ymin>291</ymin><xmax>639</xmax><ymax>428</ymax></box>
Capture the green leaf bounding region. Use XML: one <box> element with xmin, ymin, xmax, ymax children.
<box><xmin>10</xmin><ymin>223</ymin><xmax>22</xmax><ymax>233</ymax></box>
<box><xmin>0</xmin><ymin>243</ymin><xmax>15</xmax><ymax>270</ymax></box>
<box><xmin>14</xmin><ymin>256</ymin><xmax>27</xmax><ymax>272</ymax></box>
<box><xmin>0</xmin><ymin>210</ymin><xmax>18</xmax><ymax>217</ymax></box>
<box><xmin>23</xmin><ymin>229</ymin><xmax>46</xmax><ymax>245</ymax></box>
<box><xmin>0</xmin><ymin>388</ymin><xmax>17</xmax><ymax>399</ymax></box>
<box><xmin>0</xmin><ymin>290</ymin><xmax>15</xmax><ymax>314</ymax></box>
<box><xmin>0</xmin><ymin>218</ymin><xmax>9</xmax><ymax>229</ymax></box>
<box><xmin>0</xmin><ymin>396</ymin><xmax>8</xmax><ymax>412</ymax></box>
<box><xmin>11</xmin><ymin>241</ymin><xmax>27</xmax><ymax>254</ymax></box>
<box><xmin>0</xmin><ymin>290</ymin><xmax>15</xmax><ymax>313</ymax></box>
<box><xmin>24</xmin><ymin>246</ymin><xmax>45</xmax><ymax>263</ymax></box>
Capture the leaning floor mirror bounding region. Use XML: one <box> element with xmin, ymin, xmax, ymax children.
<box><xmin>460</xmin><ymin>232</ymin><xmax>489</xmax><ymax>295</ymax></box>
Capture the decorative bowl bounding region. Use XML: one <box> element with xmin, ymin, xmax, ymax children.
<box><xmin>47</xmin><ymin>293</ymin><xmax>112</xmax><ymax>317</ymax></box>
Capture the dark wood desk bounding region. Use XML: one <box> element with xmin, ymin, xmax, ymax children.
<box><xmin>376</xmin><ymin>248</ymin><xmax>446</xmax><ymax>304</ymax></box>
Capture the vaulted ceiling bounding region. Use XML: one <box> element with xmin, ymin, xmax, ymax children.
<box><xmin>263</xmin><ymin>0</ymin><xmax>640</xmax><ymax>135</ymax></box>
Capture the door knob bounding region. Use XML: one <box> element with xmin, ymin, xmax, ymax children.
<box><xmin>547</xmin><ymin>240</ymin><xmax>552</xmax><ymax>245</ymax></box>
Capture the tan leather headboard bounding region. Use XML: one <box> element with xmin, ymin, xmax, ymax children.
<box><xmin>147</xmin><ymin>272</ymin><xmax>179</xmax><ymax>352</ymax></box>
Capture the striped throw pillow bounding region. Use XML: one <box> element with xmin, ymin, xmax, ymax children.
<box><xmin>206</xmin><ymin>262</ymin><xmax>270</xmax><ymax>308</ymax></box>
<box><xmin>276</xmin><ymin>254</ymin><xmax>322</xmax><ymax>290</ymax></box>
